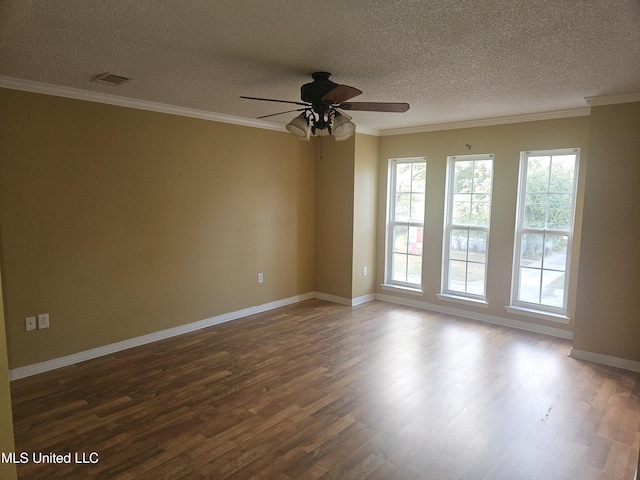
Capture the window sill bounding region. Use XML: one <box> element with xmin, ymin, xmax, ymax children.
<box><xmin>380</xmin><ymin>284</ymin><xmax>424</xmax><ymax>296</ymax></box>
<box><xmin>504</xmin><ymin>306</ymin><xmax>571</xmax><ymax>324</ymax></box>
<box><xmin>437</xmin><ymin>294</ymin><xmax>489</xmax><ymax>308</ymax></box>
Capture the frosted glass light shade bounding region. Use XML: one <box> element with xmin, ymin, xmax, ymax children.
<box><xmin>333</xmin><ymin>114</ymin><xmax>355</xmax><ymax>141</ymax></box>
<box><xmin>286</xmin><ymin>114</ymin><xmax>310</xmax><ymax>140</ymax></box>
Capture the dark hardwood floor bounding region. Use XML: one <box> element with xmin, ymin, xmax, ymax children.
<box><xmin>10</xmin><ymin>299</ymin><xmax>640</xmax><ymax>479</ymax></box>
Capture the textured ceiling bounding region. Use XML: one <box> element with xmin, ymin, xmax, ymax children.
<box><xmin>1</xmin><ymin>0</ymin><xmax>639</xmax><ymax>133</ymax></box>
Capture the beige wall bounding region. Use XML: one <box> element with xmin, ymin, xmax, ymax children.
<box><xmin>0</xmin><ymin>88</ymin><xmax>316</xmax><ymax>368</ymax></box>
<box><xmin>314</xmin><ymin>132</ymin><xmax>379</xmax><ymax>302</ymax></box>
<box><xmin>352</xmin><ymin>134</ymin><xmax>379</xmax><ymax>299</ymax></box>
<box><xmin>1</xmin><ymin>86</ymin><xmax>638</xmax><ymax>385</ymax></box>
<box><xmin>314</xmin><ymin>136</ymin><xmax>355</xmax><ymax>298</ymax></box>
<box><xmin>0</xmin><ymin>269</ymin><xmax>17</xmax><ymax>480</ymax></box>
<box><xmin>377</xmin><ymin>116</ymin><xmax>591</xmax><ymax>333</ymax></box>
<box><xmin>573</xmin><ymin>102</ymin><xmax>640</xmax><ymax>362</ymax></box>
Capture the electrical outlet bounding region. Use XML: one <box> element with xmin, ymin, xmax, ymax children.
<box><xmin>25</xmin><ymin>316</ymin><xmax>36</xmax><ymax>332</ymax></box>
<box><xmin>363</xmin><ymin>266</ymin><xmax>368</xmax><ymax>276</ymax></box>
<box><xmin>37</xmin><ymin>313</ymin><xmax>49</xmax><ymax>329</ymax></box>
<box><xmin>257</xmin><ymin>273</ymin><xmax>264</xmax><ymax>284</ymax></box>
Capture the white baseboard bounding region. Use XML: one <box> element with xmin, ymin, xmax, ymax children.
<box><xmin>313</xmin><ymin>292</ymin><xmax>376</xmax><ymax>307</ymax></box>
<box><xmin>9</xmin><ymin>291</ymin><xmax>378</xmax><ymax>380</ymax></box>
<box><xmin>569</xmin><ymin>348</ymin><xmax>640</xmax><ymax>373</ymax></box>
<box><xmin>23</xmin><ymin>290</ymin><xmax>640</xmax><ymax>381</ymax></box>
<box><xmin>378</xmin><ymin>293</ymin><xmax>640</xmax><ymax>374</ymax></box>
<box><xmin>9</xmin><ymin>292</ymin><xmax>314</xmax><ymax>381</ymax></box>
<box><xmin>352</xmin><ymin>293</ymin><xmax>376</xmax><ymax>306</ymax></box>
<box><xmin>375</xmin><ymin>293</ymin><xmax>574</xmax><ymax>340</ymax></box>
<box><xmin>313</xmin><ymin>292</ymin><xmax>353</xmax><ymax>306</ymax></box>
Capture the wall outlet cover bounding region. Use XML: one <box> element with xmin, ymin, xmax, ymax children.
<box><xmin>37</xmin><ymin>313</ymin><xmax>50</xmax><ymax>329</ymax></box>
<box><xmin>25</xmin><ymin>316</ymin><xmax>37</xmax><ymax>331</ymax></box>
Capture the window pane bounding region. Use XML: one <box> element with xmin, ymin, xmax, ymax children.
<box><xmin>549</xmin><ymin>193</ymin><xmax>572</xmax><ymax>205</ymax></box>
<box><xmin>547</xmin><ymin>197</ymin><xmax>572</xmax><ymax>230</ymax></box>
<box><xmin>521</xmin><ymin>233</ymin><xmax>543</xmax><ymax>266</ymax></box>
<box><xmin>452</xmin><ymin>194</ymin><xmax>471</xmax><ymax>224</ymax></box>
<box><xmin>541</xmin><ymin>270</ymin><xmax>565</xmax><ymax>307</ymax></box>
<box><xmin>412</xmin><ymin>163</ymin><xmax>426</xmax><ymax>192</ymax></box>
<box><xmin>519</xmin><ymin>267</ymin><xmax>541</xmax><ymax>303</ymax></box>
<box><xmin>396</xmin><ymin>163</ymin><xmax>412</xmax><ymax>192</ymax></box>
<box><xmin>523</xmin><ymin>194</ymin><xmax>547</xmax><ymax>229</ymax></box>
<box><xmin>408</xmin><ymin>226</ymin><xmax>423</xmax><ymax>255</ymax></box>
<box><xmin>454</xmin><ymin>161</ymin><xmax>474</xmax><ymax>193</ymax></box>
<box><xmin>467</xmin><ymin>262</ymin><xmax>486</xmax><ymax>296</ymax></box>
<box><xmin>472</xmin><ymin>193</ymin><xmax>490</xmax><ymax>204</ymax></box>
<box><xmin>542</xmin><ymin>235</ymin><xmax>567</xmax><ymax>271</ymax></box>
<box><xmin>526</xmin><ymin>156</ymin><xmax>551</xmax><ymax>192</ymax></box>
<box><xmin>407</xmin><ymin>255</ymin><xmax>422</xmax><ymax>284</ymax></box>
<box><xmin>410</xmin><ymin>193</ymin><xmax>425</xmax><ymax>223</ymax></box>
<box><xmin>448</xmin><ymin>260</ymin><xmax>467</xmax><ymax>292</ymax></box>
<box><xmin>468</xmin><ymin>230</ymin><xmax>487</xmax><ymax>256</ymax></box>
<box><xmin>393</xmin><ymin>226</ymin><xmax>408</xmax><ymax>253</ymax></box>
<box><xmin>450</xmin><ymin>229</ymin><xmax>468</xmax><ymax>260</ymax></box>
<box><xmin>473</xmin><ymin>160</ymin><xmax>493</xmax><ymax>191</ymax></box>
<box><xmin>393</xmin><ymin>254</ymin><xmax>407</xmax><ymax>283</ymax></box>
<box><xmin>395</xmin><ymin>193</ymin><xmax>410</xmax><ymax>221</ymax></box>
<box><xmin>525</xmin><ymin>193</ymin><xmax>547</xmax><ymax>204</ymax></box>
<box><xmin>549</xmin><ymin>155</ymin><xmax>576</xmax><ymax>193</ymax></box>
<box><xmin>470</xmin><ymin>199</ymin><xmax>491</xmax><ymax>226</ymax></box>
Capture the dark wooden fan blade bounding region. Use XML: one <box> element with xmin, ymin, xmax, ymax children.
<box><xmin>322</xmin><ymin>85</ymin><xmax>362</xmax><ymax>104</ymax></box>
<box><xmin>256</xmin><ymin>108</ymin><xmax>306</xmax><ymax>119</ymax></box>
<box><xmin>240</xmin><ymin>96</ymin><xmax>309</xmax><ymax>107</ymax></box>
<box><xmin>339</xmin><ymin>102</ymin><xmax>410</xmax><ymax>112</ymax></box>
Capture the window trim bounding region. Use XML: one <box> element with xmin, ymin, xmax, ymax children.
<box><xmin>384</xmin><ymin>157</ymin><xmax>427</xmax><ymax>290</ymax></box>
<box><xmin>509</xmin><ymin>148</ymin><xmax>580</xmax><ymax>317</ymax></box>
<box><xmin>441</xmin><ymin>154</ymin><xmax>494</xmax><ymax>302</ymax></box>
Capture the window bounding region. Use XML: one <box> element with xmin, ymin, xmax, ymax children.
<box><xmin>385</xmin><ymin>158</ymin><xmax>427</xmax><ymax>289</ymax></box>
<box><xmin>510</xmin><ymin>149</ymin><xmax>579</xmax><ymax>316</ymax></box>
<box><xmin>442</xmin><ymin>155</ymin><xmax>494</xmax><ymax>300</ymax></box>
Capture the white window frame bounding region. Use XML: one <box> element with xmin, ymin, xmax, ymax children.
<box><xmin>440</xmin><ymin>154</ymin><xmax>494</xmax><ymax>303</ymax></box>
<box><xmin>509</xmin><ymin>148</ymin><xmax>580</xmax><ymax>319</ymax></box>
<box><xmin>384</xmin><ymin>157</ymin><xmax>427</xmax><ymax>291</ymax></box>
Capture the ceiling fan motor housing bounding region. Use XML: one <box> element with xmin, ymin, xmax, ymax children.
<box><xmin>300</xmin><ymin>72</ymin><xmax>337</xmax><ymax>107</ymax></box>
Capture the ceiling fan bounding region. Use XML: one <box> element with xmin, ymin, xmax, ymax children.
<box><xmin>240</xmin><ymin>72</ymin><xmax>410</xmax><ymax>141</ymax></box>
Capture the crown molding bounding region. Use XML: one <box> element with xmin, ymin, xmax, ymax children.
<box><xmin>9</xmin><ymin>76</ymin><xmax>636</xmax><ymax>137</ymax></box>
<box><xmin>355</xmin><ymin>125</ymin><xmax>381</xmax><ymax>136</ymax></box>
<box><xmin>379</xmin><ymin>107</ymin><xmax>592</xmax><ymax>136</ymax></box>
<box><xmin>584</xmin><ymin>92</ymin><xmax>640</xmax><ymax>107</ymax></box>
<box><xmin>0</xmin><ymin>75</ymin><xmax>287</xmax><ymax>133</ymax></box>
<box><xmin>0</xmin><ymin>75</ymin><xmax>384</xmax><ymax>136</ymax></box>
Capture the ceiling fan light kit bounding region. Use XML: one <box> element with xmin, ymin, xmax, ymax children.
<box><xmin>286</xmin><ymin>113</ymin><xmax>311</xmax><ymax>140</ymax></box>
<box><xmin>332</xmin><ymin>113</ymin><xmax>356</xmax><ymax>141</ymax></box>
<box><xmin>241</xmin><ymin>72</ymin><xmax>409</xmax><ymax>141</ymax></box>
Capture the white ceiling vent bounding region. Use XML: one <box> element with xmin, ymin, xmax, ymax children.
<box><xmin>91</xmin><ymin>73</ymin><xmax>131</xmax><ymax>86</ymax></box>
